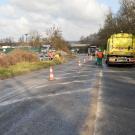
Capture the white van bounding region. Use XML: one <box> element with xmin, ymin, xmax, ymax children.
<box><xmin>41</xmin><ymin>45</ymin><xmax>51</xmax><ymax>53</ymax></box>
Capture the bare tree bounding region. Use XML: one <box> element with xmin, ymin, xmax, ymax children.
<box><xmin>81</xmin><ymin>0</ymin><xmax>135</xmax><ymax>49</ymax></box>
<box><xmin>117</xmin><ymin>0</ymin><xmax>135</xmax><ymax>34</ymax></box>
<box><xmin>46</xmin><ymin>26</ymin><xmax>70</xmax><ymax>52</ymax></box>
<box><xmin>28</xmin><ymin>31</ymin><xmax>42</xmax><ymax>47</ymax></box>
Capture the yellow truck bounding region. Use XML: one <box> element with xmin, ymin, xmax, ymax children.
<box><xmin>106</xmin><ymin>33</ymin><xmax>135</xmax><ymax>65</ymax></box>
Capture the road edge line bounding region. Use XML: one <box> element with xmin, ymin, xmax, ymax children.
<box><xmin>80</xmin><ymin>69</ymin><xmax>102</xmax><ymax>135</ymax></box>
<box><xmin>93</xmin><ymin>70</ymin><xmax>103</xmax><ymax>135</ymax></box>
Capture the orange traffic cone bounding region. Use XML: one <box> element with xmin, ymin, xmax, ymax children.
<box><xmin>84</xmin><ymin>58</ymin><xmax>86</xmax><ymax>63</ymax></box>
<box><xmin>91</xmin><ymin>55</ymin><xmax>93</xmax><ymax>61</ymax></box>
<box><xmin>78</xmin><ymin>60</ymin><xmax>81</xmax><ymax>67</ymax></box>
<box><xmin>49</xmin><ymin>66</ymin><xmax>55</xmax><ymax>81</ymax></box>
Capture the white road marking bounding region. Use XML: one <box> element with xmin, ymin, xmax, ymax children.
<box><xmin>0</xmin><ymin>78</ymin><xmax>93</xmax><ymax>102</ymax></box>
<box><xmin>0</xmin><ymin>88</ymin><xmax>91</xmax><ymax>106</ymax></box>
<box><xmin>93</xmin><ymin>70</ymin><xmax>103</xmax><ymax>135</ymax></box>
<box><xmin>35</xmin><ymin>80</ymin><xmax>92</xmax><ymax>89</ymax></box>
<box><xmin>99</xmin><ymin>70</ymin><xmax>103</xmax><ymax>77</ymax></box>
<box><xmin>104</xmin><ymin>70</ymin><xmax>127</xmax><ymax>73</ymax></box>
<box><xmin>56</xmin><ymin>74</ymin><xmax>89</xmax><ymax>80</ymax></box>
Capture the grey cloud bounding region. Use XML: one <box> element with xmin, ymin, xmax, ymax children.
<box><xmin>0</xmin><ymin>0</ymin><xmax>108</xmax><ymax>40</ymax></box>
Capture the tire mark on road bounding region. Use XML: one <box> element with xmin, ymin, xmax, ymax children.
<box><xmin>0</xmin><ymin>88</ymin><xmax>92</xmax><ymax>106</ymax></box>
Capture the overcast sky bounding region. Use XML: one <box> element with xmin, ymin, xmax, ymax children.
<box><xmin>0</xmin><ymin>0</ymin><xmax>120</xmax><ymax>41</ymax></box>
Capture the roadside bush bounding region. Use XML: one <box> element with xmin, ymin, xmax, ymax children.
<box><xmin>0</xmin><ymin>55</ymin><xmax>9</xmax><ymax>67</ymax></box>
<box><xmin>9</xmin><ymin>49</ymin><xmax>38</xmax><ymax>63</ymax></box>
<box><xmin>0</xmin><ymin>50</ymin><xmax>38</xmax><ymax>67</ymax></box>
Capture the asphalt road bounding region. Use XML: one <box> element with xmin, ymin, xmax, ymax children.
<box><xmin>94</xmin><ymin>65</ymin><xmax>135</xmax><ymax>135</ymax></box>
<box><xmin>0</xmin><ymin>55</ymin><xmax>100</xmax><ymax>135</ymax></box>
<box><xmin>0</xmin><ymin>55</ymin><xmax>135</xmax><ymax>135</ymax></box>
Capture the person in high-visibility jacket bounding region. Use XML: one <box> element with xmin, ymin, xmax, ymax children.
<box><xmin>54</xmin><ymin>53</ymin><xmax>60</xmax><ymax>60</ymax></box>
<box><xmin>96</xmin><ymin>49</ymin><xmax>104</xmax><ymax>66</ymax></box>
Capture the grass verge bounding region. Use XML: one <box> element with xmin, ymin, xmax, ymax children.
<box><xmin>0</xmin><ymin>58</ymin><xmax>63</xmax><ymax>79</ymax></box>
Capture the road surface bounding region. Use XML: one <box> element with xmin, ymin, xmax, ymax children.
<box><xmin>0</xmin><ymin>55</ymin><xmax>135</xmax><ymax>135</ymax></box>
<box><xmin>94</xmin><ymin>65</ymin><xmax>135</xmax><ymax>135</ymax></box>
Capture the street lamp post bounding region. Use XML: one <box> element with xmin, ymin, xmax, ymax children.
<box><xmin>25</xmin><ymin>34</ymin><xmax>28</xmax><ymax>44</ymax></box>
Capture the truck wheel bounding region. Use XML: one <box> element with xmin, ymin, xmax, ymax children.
<box><xmin>106</xmin><ymin>59</ymin><xmax>110</xmax><ymax>66</ymax></box>
<box><xmin>107</xmin><ymin>63</ymin><xmax>110</xmax><ymax>66</ymax></box>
